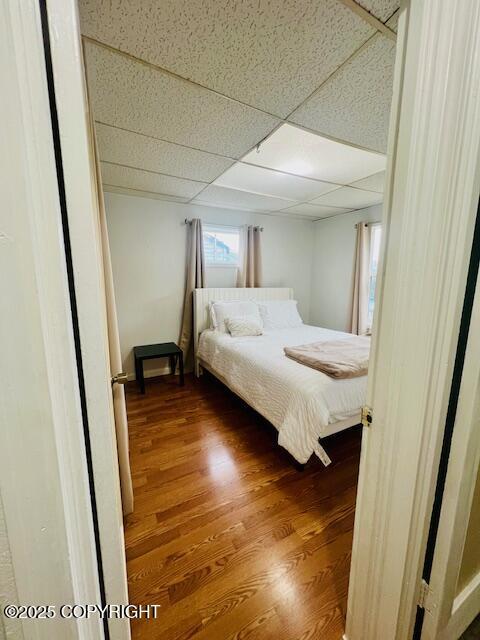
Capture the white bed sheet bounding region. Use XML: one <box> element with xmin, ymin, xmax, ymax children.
<box><xmin>197</xmin><ymin>325</ymin><xmax>366</xmax><ymax>463</ymax></box>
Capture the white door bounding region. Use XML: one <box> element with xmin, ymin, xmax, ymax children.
<box><xmin>345</xmin><ymin>1</ymin><xmax>480</xmax><ymax>639</ymax></box>
<box><xmin>43</xmin><ymin>1</ymin><xmax>131</xmax><ymax>638</ymax></box>
<box><xmin>419</xmin><ymin>218</ymin><xmax>480</xmax><ymax>639</ymax></box>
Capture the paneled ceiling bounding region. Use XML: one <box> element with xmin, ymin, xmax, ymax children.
<box><xmin>79</xmin><ymin>0</ymin><xmax>399</xmax><ymax>220</ymax></box>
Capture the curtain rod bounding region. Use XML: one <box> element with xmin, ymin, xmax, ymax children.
<box><xmin>354</xmin><ymin>220</ymin><xmax>381</xmax><ymax>228</ymax></box>
<box><xmin>184</xmin><ymin>218</ymin><xmax>263</xmax><ymax>231</ymax></box>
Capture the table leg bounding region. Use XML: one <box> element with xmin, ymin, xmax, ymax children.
<box><xmin>169</xmin><ymin>355</ymin><xmax>175</xmax><ymax>375</ymax></box>
<box><xmin>137</xmin><ymin>357</ymin><xmax>145</xmax><ymax>394</ymax></box>
<box><xmin>179</xmin><ymin>352</ymin><xmax>184</xmax><ymax>386</ymax></box>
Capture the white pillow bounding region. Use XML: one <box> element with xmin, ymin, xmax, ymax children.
<box><xmin>225</xmin><ymin>315</ymin><xmax>263</xmax><ymax>337</ymax></box>
<box><xmin>210</xmin><ymin>300</ymin><xmax>261</xmax><ymax>333</ymax></box>
<box><xmin>258</xmin><ymin>300</ymin><xmax>303</xmax><ymax>330</ymax></box>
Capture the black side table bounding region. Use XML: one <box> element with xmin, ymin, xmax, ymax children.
<box><xmin>133</xmin><ymin>342</ymin><xmax>184</xmax><ymax>394</ymax></box>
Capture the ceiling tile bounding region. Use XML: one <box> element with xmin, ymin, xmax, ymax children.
<box><xmin>96</xmin><ymin>123</ymin><xmax>234</xmax><ymax>182</ymax></box>
<box><xmin>214</xmin><ymin>162</ymin><xmax>338</xmax><ymax>201</ymax></box>
<box><xmin>84</xmin><ymin>42</ymin><xmax>279</xmax><ymax>158</ymax></box>
<box><xmin>103</xmin><ymin>185</ymin><xmax>190</xmax><ymax>203</ymax></box>
<box><xmin>100</xmin><ymin>162</ymin><xmax>206</xmax><ymax>198</ymax></box>
<box><xmin>311</xmin><ymin>186</ymin><xmax>382</xmax><ymax>209</ymax></box>
<box><xmin>192</xmin><ymin>184</ymin><xmax>295</xmax><ymax>212</ymax></box>
<box><xmin>386</xmin><ymin>9</ymin><xmax>400</xmax><ymax>32</ymax></box>
<box><xmin>350</xmin><ymin>170</ymin><xmax>385</xmax><ymax>193</ymax></box>
<box><xmin>280</xmin><ymin>203</ymin><xmax>353</xmax><ymax>218</ymax></box>
<box><xmin>289</xmin><ymin>33</ymin><xmax>396</xmax><ymax>153</ymax></box>
<box><xmin>79</xmin><ymin>0</ymin><xmax>375</xmax><ymax>117</ymax></box>
<box><xmin>355</xmin><ymin>0</ymin><xmax>399</xmax><ymax>22</ymax></box>
<box><xmin>242</xmin><ymin>123</ymin><xmax>386</xmax><ymax>184</ymax></box>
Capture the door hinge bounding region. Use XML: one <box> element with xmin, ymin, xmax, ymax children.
<box><xmin>418</xmin><ymin>579</ymin><xmax>431</xmax><ymax>610</ymax></box>
<box><xmin>111</xmin><ymin>372</ymin><xmax>128</xmax><ymax>386</ymax></box>
<box><xmin>361</xmin><ymin>405</ymin><xmax>373</xmax><ymax>428</ymax></box>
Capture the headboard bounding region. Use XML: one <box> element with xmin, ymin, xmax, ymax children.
<box><xmin>193</xmin><ymin>287</ymin><xmax>293</xmax><ymax>368</ymax></box>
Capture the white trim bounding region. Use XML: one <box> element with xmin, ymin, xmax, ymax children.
<box><xmin>346</xmin><ymin>1</ymin><xmax>480</xmax><ymax>639</ymax></box>
<box><xmin>45</xmin><ymin>1</ymin><xmax>130</xmax><ymax>638</ymax></box>
<box><xmin>444</xmin><ymin>572</ymin><xmax>480</xmax><ymax>639</ymax></box>
<box><xmin>126</xmin><ymin>365</ymin><xmax>182</xmax><ymax>381</ymax></box>
<box><xmin>420</xmin><ymin>220</ymin><xmax>480</xmax><ymax>638</ymax></box>
<box><xmin>0</xmin><ymin>1</ymin><xmax>103</xmax><ymax>638</ymax></box>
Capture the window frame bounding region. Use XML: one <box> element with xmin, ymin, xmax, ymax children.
<box><xmin>203</xmin><ymin>223</ymin><xmax>241</xmax><ymax>269</ymax></box>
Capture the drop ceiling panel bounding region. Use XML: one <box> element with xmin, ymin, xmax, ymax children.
<box><xmin>386</xmin><ymin>10</ymin><xmax>399</xmax><ymax>32</ymax></box>
<box><xmin>355</xmin><ymin>0</ymin><xmax>400</xmax><ymax>22</ymax></box>
<box><xmin>280</xmin><ymin>203</ymin><xmax>353</xmax><ymax>218</ymax></box>
<box><xmin>214</xmin><ymin>163</ymin><xmax>338</xmax><ymax>201</ymax></box>
<box><xmin>192</xmin><ymin>184</ymin><xmax>295</xmax><ymax>212</ymax></box>
<box><xmin>350</xmin><ymin>170</ymin><xmax>385</xmax><ymax>193</ymax></box>
<box><xmin>311</xmin><ymin>186</ymin><xmax>382</xmax><ymax>209</ymax></box>
<box><xmin>103</xmin><ymin>185</ymin><xmax>190</xmax><ymax>204</ymax></box>
<box><xmin>100</xmin><ymin>163</ymin><xmax>206</xmax><ymax>199</ymax></box>
<box><xmin>96</xmin><ymin>123</ymin><xmax>234</xmax><ymax>182</ymax></box>
<box><xmin>79</xmin><ymin>0</ymin><xmax>375</xmax><ymax>117</ymax></box>
<box><xmin>242</xmin><ymin>123</ymin><xmax>386</xmax><ymax>184</ymax></box>
<box><xmin>84</xmin><ymin>42</ymin><xmax>279</xmax><ymax>158</ymax></box>
<box><xmin>290</xmin><ymin>33</ymin><xmax>396</xmax><ymax>153</ymax></box>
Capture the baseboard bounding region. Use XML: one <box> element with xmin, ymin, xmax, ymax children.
<box><xmin>127</xmin><ymin>365</ymin><xmax>169</xmax><ymax>381</ymax></box>
<box><xmin>127</xmin><ymin>364</ymin><xmax>193</xmax><ymax>381</ymax></box>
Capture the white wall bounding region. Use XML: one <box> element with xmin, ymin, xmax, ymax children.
<box><xmin>309</xmin><ymin>205</ymin><xmax>382</xmax><ymax>331</ymax></box>
<box><xmin>105</xmin><ymin>191</ymin><xmax>314</xmax><ymax>377</ymax></box>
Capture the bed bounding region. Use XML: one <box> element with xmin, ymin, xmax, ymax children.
<box><xmin>193</xmin><ymin>287</ymin><xmax>365</xmax><ymax>464</ymax></box>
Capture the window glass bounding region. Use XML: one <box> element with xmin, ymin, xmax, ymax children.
<box><xmin>368</xmin><ymin>224</ymin><xmax>382</xmax><ymax>328</ymax></box>
<box><xmin>203</xmin><ymin>225</ymin><xmax>240</xmax><ymax>266</ymax></box>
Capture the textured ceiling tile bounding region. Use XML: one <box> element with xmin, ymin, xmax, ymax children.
<box><xmin>386</xmin><ymin>9</ymin><xmax>400</xmax><ymax>33</ymax></box>
<box><xmin>103</xmin><ymin>185</ymin><xmax>190</xmax><ymax>203</ymax></box>
<box><xmin>289</xmin><ymin>33</ymin><xmax>396</xmax><ymax>153</ymax></box>
<box><xmin>280</xmin><ymin>203</ymin><xmax>353</xmax><ymax>217</ymax></box>
<box><xmin>350</xmin><ymin>170</ymin><xmax>385</xmax><ymax>192</ymax></box>
<box><xmin>311</xmin><ymin>185</ymin><xmax>382</xmax><ymax>208</ymax></box>
<box><xmin>79</xmin><ymin>0</ymin><xmax>374</xmax><ymax>117</ymax></box>
<box><xmin>355</xmin><ymin>0</ymin><xmax>400</xmax><ymax>22</ymax></box>
<box><xmin>85</xmin><ymin>42</ymin><xmax>279</xmax><ymax>158</ymax></box>
<box><xmin>193</xmin><ymin>184</ymin><xmax>296</xmax><ymax>212</ymax></box>
<box><xmin>96</xmin><ymin>123</ymin><xmax>234</xmax><ymax>182</ymax></box>
<box><xmin>100</xmin><ymin>162</ymin><xmax>206</xmax><ymax>198</ymax></box>
<box><xmin>214</xmin><ymin>162</ymin><xmax>337</xmax><ymax>201</ymax></box>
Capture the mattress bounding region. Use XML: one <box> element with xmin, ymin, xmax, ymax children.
<box><xmin>197</xmin><ymin>325</ymin><xmax>367</xmax><ymax>463</ymax></box>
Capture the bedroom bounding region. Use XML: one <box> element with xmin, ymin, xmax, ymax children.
<box><xmin>5</xmin><ymin>1</ymin><xmax>480</xmax><ymax>640</ymax></box>
<box><xmin>77</xmin><ymin>1</ymin><xmax>392</xmax><ymax>637</ymax></box>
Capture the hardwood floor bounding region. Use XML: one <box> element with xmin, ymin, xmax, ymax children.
<box><xmin>124</xmin><ymin>373</ymin><xmax>362</xmax><ymax>640</ymax></box>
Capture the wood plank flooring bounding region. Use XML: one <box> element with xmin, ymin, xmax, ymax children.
<box><xmin>124</xmin><ymin>373</ymin><xmax>362</xmax><ymax>640</ymax></box>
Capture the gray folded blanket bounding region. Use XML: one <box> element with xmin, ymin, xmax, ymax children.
<box><xmin>284</xmin><ymin>336</ymin><xmax>370</xmax><ymax>379</ymax></box>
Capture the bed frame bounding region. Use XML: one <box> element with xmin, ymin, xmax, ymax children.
<box><xmin>193</xmin><ymin>287</ymin><xmax>293</xmax><ymax>376</ymax></box>
<box><xmin>193</xmin><ymin>287</ymin><xmax>361</xmax><ymax>458</ymax></box>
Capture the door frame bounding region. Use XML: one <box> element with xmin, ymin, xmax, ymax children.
<box><xmin>10</xmin><ymin>1</ymin><xmax>480</xmax><ymax>640</ymax></box>
<box><xmin>42</xmin><ymin>0</ymin><xmax>130</xmax><ymax>638</ymax></box>
<box><xmin>419</xmin><ymin>204</ymin><xmax>480</xmax><ymax>639</ymax></box>
<box><xmin>0</xmin><ymin>0</ymin><xmax>106</xmax><ymax>638</ymax></box>
<box><xmin>346</xmin><ymin>0</ymin><xmax>480</xmax><ymax>639</ymax></box>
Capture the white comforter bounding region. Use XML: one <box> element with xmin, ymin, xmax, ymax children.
<box><xmin>197</xmin><ymin>325</ymin><xmax>366</xmax><ymax>463</ymax></box>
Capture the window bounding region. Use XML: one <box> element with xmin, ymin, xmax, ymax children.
<box><xmin>203</xmin><ymin>224</ymin><xmax>240</xmax><ymax>267</ymax></box>
<box><xmin>367</xmin><ymin>223</ymin><xmax>382</xmax><ymax>329</ymax></box>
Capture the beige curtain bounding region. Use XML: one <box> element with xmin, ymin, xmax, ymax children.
<box><xmin>179</xmin><ymin>219</ymin><xmax>206</xmax><ymax>360</ymax></box>
<box><xmin>237</xmin><ymin>225</ymin><xmax>263</xmax><ymax>287</ymax></box>
<box><xmin>350</xmin><ymin>222</ymin><xmax>371</xmax><ymax>336</ymax></box>
<box><xmin>87</xmin><ymin>112</ymin><xmax>134</xmax><ymax>516</ymax></box>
